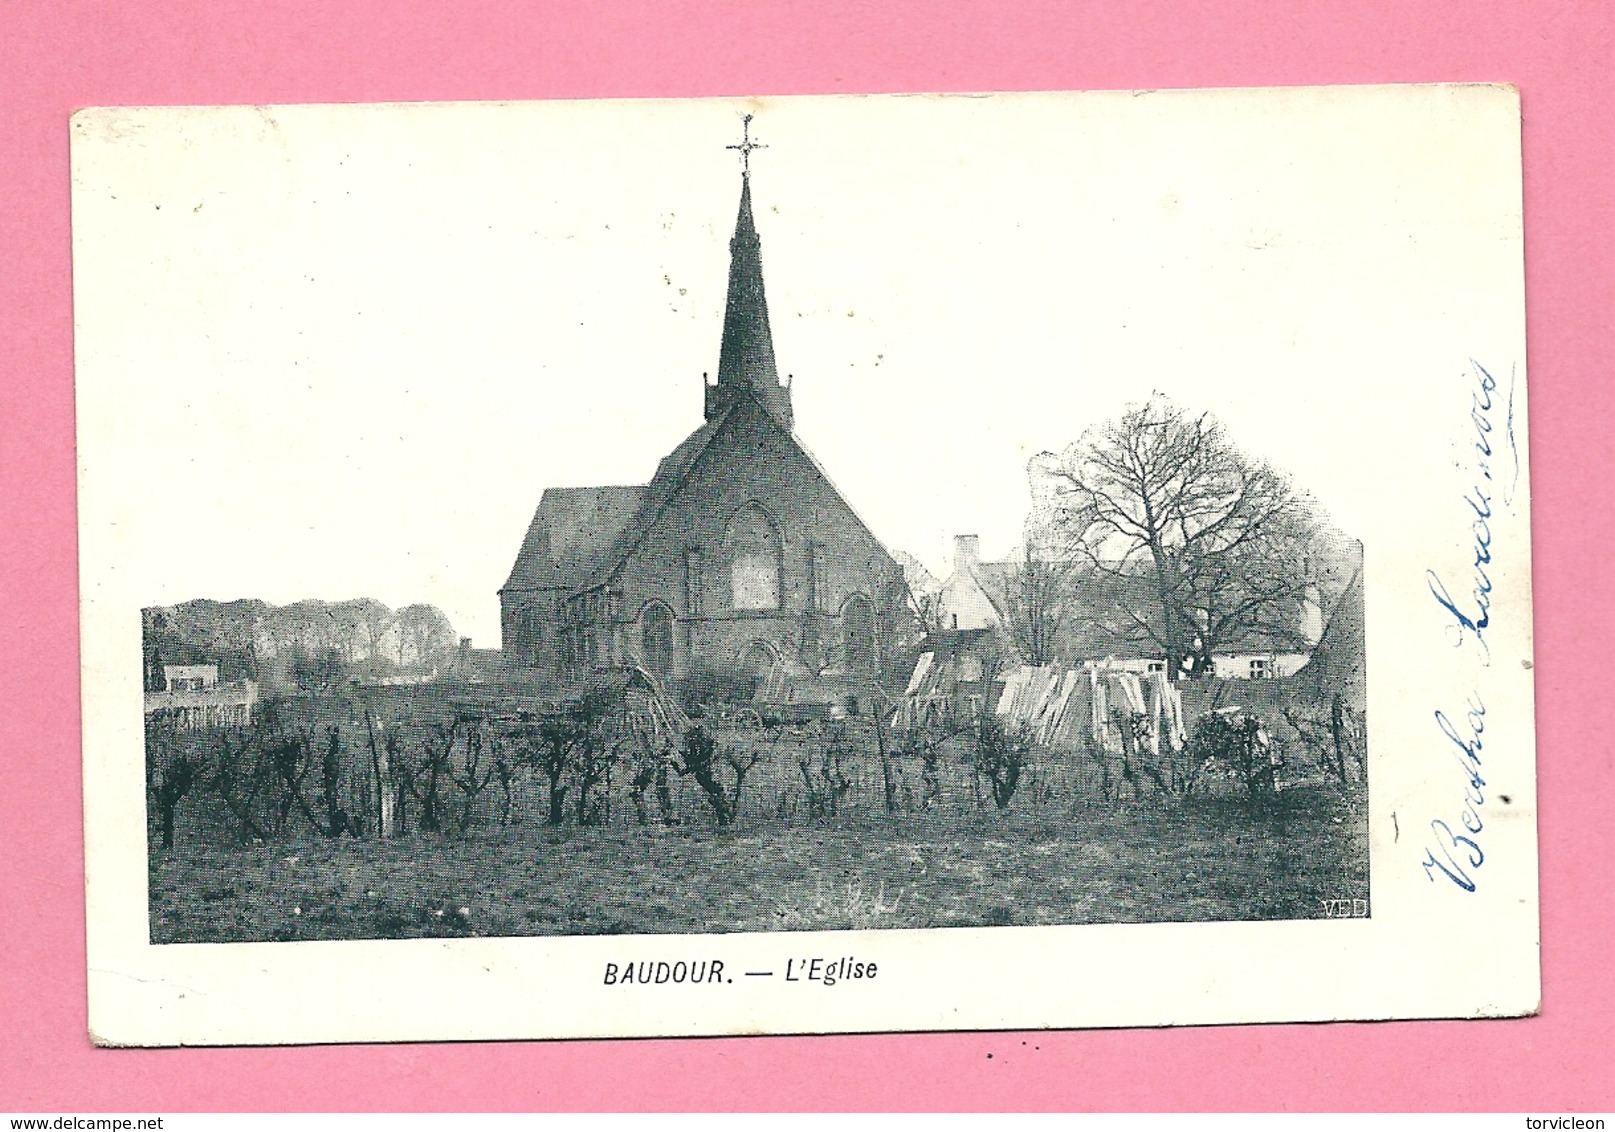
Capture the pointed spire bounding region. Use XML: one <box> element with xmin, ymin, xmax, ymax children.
<box><xmin>706</xmin><ymin>121</ymin><xmax>793</xmax><ymax>430</ymax></box>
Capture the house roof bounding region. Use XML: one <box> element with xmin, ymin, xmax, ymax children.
<box><xmin>917</xmin><ymin>626</ymin><xmax>999</xmax><ymax>663</ymax></box>
<box><xmin>1065</xmin><ymin>567</ymin><xmax>1325</xmax><ymax>659</ymax></box>
<box><xmin>969</xmin><ymin>561</ymin><xmax>1014</xmax><ymax>620</ymax></box>
<box><xmin>1063</xmin><ymin>572</ymin><xmax>1162</xmax><ymax>659</ymax></box>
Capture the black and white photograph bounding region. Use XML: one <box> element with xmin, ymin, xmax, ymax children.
<box><xmin>74</xmin><ymin>86</ymin><xmax>1538</xmax><ymax>1045</ymax></box>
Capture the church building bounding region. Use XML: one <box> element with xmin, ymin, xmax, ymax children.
<box><xmin>499</xmin><ymin>138</ymin><xmax>905</xmax><ymax>692</ymax></box>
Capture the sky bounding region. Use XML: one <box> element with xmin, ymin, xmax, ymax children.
<box><xmin>71</xmin><ymin>87</ymin><xmax>1526</xmax><ymax>646</ymax></box>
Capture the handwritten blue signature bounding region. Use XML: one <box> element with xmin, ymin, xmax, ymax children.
<box><xmin>1419</xmin><ymin>358</ymin><xmax>1517</xmax><ymax>893</ymax></box>
<box><xmin>1424</xmin><ymin>359</ymin><xmax>1502</xmax><ymax>667</ymax></box>
<box><xmin>1421</xmin><ymin>695</ymin><xmax>1487</xmax><ymax>891</ymax></box>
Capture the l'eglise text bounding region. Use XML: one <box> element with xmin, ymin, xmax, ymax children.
<box><xmin>784</xmin><ymin>956</ymin><xmax>877</xmax><ymax>986</ymax></box>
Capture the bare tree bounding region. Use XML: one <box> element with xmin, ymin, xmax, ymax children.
<box><xmin>145</xmin><ymin>714</ymin><xmax>203</xmax><ymax>850</ymax></box>
<box><xmin>509</xmin><ymin>691</ymin><xmax>614</xmax><ymax>827</ymax></box>
<box><xmin>1039</xmin><ymin>397</ymin><xmax>1318</xmax><ymax>679</ymax></box>
<box><xmin>255</xmin><ymin>700</ymin><xmax>355</xmax><ymax>838</ymax></box>
<box><xmin>868</xmin><ymin>575</ymin><xmax>930</xmax><ymax>813</ymax></box>
<box><xmin>987</xmin><ymin>545</ymin><xmax>1074</xmax><ymax>667</ymax></box>
<box><xmin>673</xmin><ymin>725</ymin><xmax>759</xmax><ymax>828</ymax></box>
<box><xmin>396</xmin><ymin>604</ymin><xmax>457</xmax><ymax>673</ymax></box>
<box><xmin>907</xmin><ymin>585</ymin><xmax>950</xmax><ymax>641</ymax></box>
<box><xmin>396</xmin><ymin>714</ymin><xmax>458</xmax><ymax>833</ymax></box>
<box><xmin>448</xmin><ymin>713</ymin><xmax>499</xmax><ymax>833</ymax></box>
<box><xmin>974</xmin><ymin>712</ymin><xmax>1032</xmax><ymax>810</ymax></box>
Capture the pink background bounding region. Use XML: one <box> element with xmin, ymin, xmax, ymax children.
<box><xmin>3</xmin><ymin>0</ymin><xmax>1610</xmax><ymax>1112</ymax></box>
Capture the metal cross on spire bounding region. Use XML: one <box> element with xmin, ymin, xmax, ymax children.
<box><xmin>725</xmin><ymin>114</ymin><xmax>767</xmax><ymax>176</ymax></box>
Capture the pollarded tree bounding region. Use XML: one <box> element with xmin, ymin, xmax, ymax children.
<box><xmin>1039</xmin><ymin>396</ymin><xmax>1320</xmax><ymax>680</ymax></box>
<box><xmin>673</xmin><ymin>724</ymin><xmax>759</xmax><ymax>828</ymax></box>
<box><xmin>508</xmin><ymin>691</ymin><xmax>616</xmax><ymax>827</ymax></box>
<box><xmin>145</xmin><ymin>714</ymin><xmax>204</xmax><ymax>849</ymax></box>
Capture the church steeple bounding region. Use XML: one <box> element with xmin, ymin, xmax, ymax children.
<box><xmin>705</xmin><ymin>118</ymin><xmax>793</xmax><ymax>431</ymax></box>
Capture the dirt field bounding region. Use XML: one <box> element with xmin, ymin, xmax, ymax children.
<box><xmin>148</xmin><ymin>785</ymin><xmax>1369</xmax><ymax>943</ymax></box>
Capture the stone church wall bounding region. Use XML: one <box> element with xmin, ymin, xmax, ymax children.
<box><xmin>608</xmin><ymin>400</ymin><xmax>900</xmax><ymax>684</ymax></box>
<box><xmin>499</xmin><ymin>587</ymin><xmax>564</xmax><ymax>673</ymax></box>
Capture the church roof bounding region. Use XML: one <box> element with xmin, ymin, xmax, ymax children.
<box><xmin>576</xmin><ymin>412</ymin><xmax>732</xmax><ymax>590</ymax></box>
<box><xmin>501</xmin><ymin>484</ymin><xmax>648</xmax><ymax>592</ymax></box>
<box><xmin>500</xmin><ymin>404</ymin><xmax>743</xmax><ymax>596</ymax></box>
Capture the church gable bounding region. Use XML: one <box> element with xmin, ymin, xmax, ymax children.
<box><xmin>607</xmin><ymin>392</ymin><xmax>900</xmax><ymax>658</ymax></box>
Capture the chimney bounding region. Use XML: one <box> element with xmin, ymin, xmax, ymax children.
<box><xmin>953</xmin><ymin>534</ymin><xmax>981</xmax><ymax>575</ymax></box>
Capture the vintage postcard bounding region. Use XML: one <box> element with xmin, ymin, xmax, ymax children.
<box><xmin>74</xmin><ymin>85</ymin><xmax>1537</xmax><ymax>1046</ymax></box>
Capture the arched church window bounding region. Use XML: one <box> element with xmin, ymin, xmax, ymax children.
<box><xmin>725</xmin><ymin>503</ymin><xmax>781</xmax><ymax>611</ymax></box>
<box><xmin>640</xmin><ymin>601</ymin><xmax>675</xmax><ymax>683</ymax></box>
<box><xmin>842</xmin><ymin>593</ymin><xmax>876</xmax><ymax>676</ymax></box>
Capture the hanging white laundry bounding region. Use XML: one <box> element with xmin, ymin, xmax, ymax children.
<box><xmin>1089</xmin><ymin>666</ymin><xmax>1108</xmax><ymax>751</ymax></box>
<box><xmin>905</xmin><ymin>652</ymin><xmax>935</xmax><ymax>697</ymax></box>
<box><xmin>1145</xmin><ymin>673</ymin><xmax>1165</xmax><ymax>758</ymax></box>
<box><xmin>1107</xmin><ymin>671</ymin><xmax>1146</xmax><ymax>717</ymax></box>
<box><xmin>1054</xmin><ymin>673</ymin><xmax>1091</xmax><ymax>748</ymax></box>
<box><xmin>996</xmin><ymin>666</ymin><xmax>1029</xmax><ymax>718</ymax></box>
<box><xmin>1032</xmin><ymin>670</ymin><xmax>1062</xmax><ymax>744</ymax></box>
<box><xmin>1041</xmin><ymin>671</ymin><xmax>1078</xmax><ymax>746</ymax></box>
<box><xmin>1028</xmin><ymin>666</ymin><xmax>1061</xmax><ymax>728</ymax></box>
<box><xmin>1163</xmin><ymin>677</ymin><xmax>1187</xmax><ymax>750</ymax></box>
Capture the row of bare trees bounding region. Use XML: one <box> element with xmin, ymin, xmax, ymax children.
<box><xmin>148</xmin><ymin>687</ymin><xmax>1366</xmax><ymax>852</ymax></box>
<box><xmin>147</xmin><ymin>692</ymin><xmax>1031</xmax><ymax>850</ymax></box>
<box><xmin>147</xmin><ymin>694</ymin><xmax>604</xmax><ymax>849</ymax></box>
<box><xmin>142</xmin><ymin>599</ymin><xmax>460</xmax><ymax>693</ymax></box>
<box><xmin>146</xmin><ymin>686</ymin><xmax>816</xmax><ymax>849</ymax></box>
